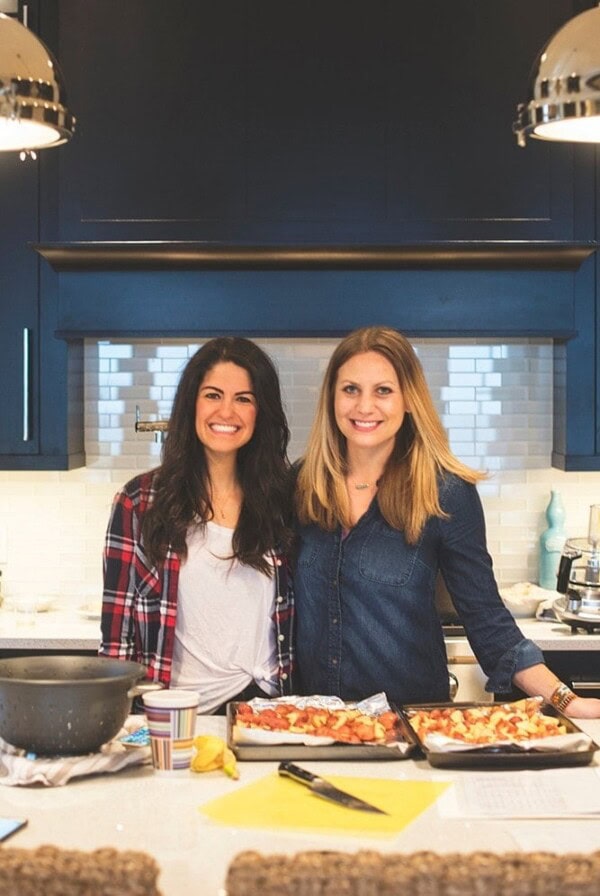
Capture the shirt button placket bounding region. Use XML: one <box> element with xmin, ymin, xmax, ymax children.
<box><xmin>328</xmin><ymin>539</ymin><xmax>343</xmax><ymax>694</ymax></box>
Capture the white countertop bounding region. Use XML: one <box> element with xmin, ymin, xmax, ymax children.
<box><xmin>0</xmin><ymin>608</ymin><xmax>101</xmax><ymax>652</ymax></box>
<box><xmin>2</xmin><ymin>715</ymin><xmax>600</xmax><ymax>895</ymax></box>
<box><xmin>0</xmin><ymin>606</ymin><xmax>596</xmax><ymax>656</ymax></box>
<box><xmin>445</xmin><ymin>618</ymin><xmax>600</xmax><ymax>658</ymax></box>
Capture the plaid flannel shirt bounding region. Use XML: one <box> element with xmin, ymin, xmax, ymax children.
<box><xmin>100</xmin><ymin>471</ymin><xmax>295</xmax><ymax>692</ymax></box>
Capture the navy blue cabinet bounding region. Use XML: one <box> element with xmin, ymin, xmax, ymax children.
<box><xmin>0</xmin><ymin>152</ymin><xmax>84</xmax><ymax>470</ymax></box>
<box><xmin>552</xmin><ymin>146</ymin><xmax>600</xmax><ymax>471</ymax></box>
<box><xmin>56</xmin><ymin>0</ymin><xmax>584</xmax><ymax>244</ymax></box>
<box><xmin>0</xmin><ymin>153</ymin><xmax>39</xmax><ymax>457</ymax></box>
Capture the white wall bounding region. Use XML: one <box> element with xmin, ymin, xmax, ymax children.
<box><xmin>1</xmin><ymin>336</ymin><xmax>599</xmax><ymax>608</ymax></box>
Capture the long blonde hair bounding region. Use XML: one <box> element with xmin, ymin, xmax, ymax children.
<box><xmin>296</xmin><ymin>326</ymin><xmax>485</xmax><ymax>542</ymax></box>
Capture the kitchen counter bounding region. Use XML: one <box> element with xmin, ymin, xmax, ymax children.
<box><xmin>445</xmin><ymin>618</ymin><xmax>600</xmax><ymax>701</ymax></box>
<box><xmin>2</xmin><ymin>715</ymin><xmax>599</xmax><ymax>895</ymax></box>
<box><xmin>445</xmin><ymin>618</ymin><xmax>600</xmax><ymax>659</ymax></box>
<box><xmin>0</xmin><ymin>608</ymin><xmax>100</xmax><ymax>653</ymax></box>
<box><xmin>0</xmin><ymin>607</ymin><xmax>597</xmax><ymax>656</ymax></box>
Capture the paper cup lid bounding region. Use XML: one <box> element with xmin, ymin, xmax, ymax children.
<box><xmin>142</xmin><ymin>689</ymin><xmax>199</xmax><ymax>709</ymax></box>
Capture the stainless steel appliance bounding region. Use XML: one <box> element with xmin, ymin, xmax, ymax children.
<box><xmin>435</xmin><ymin>574</ymin><xmax>465</xmax><ymax>635</ymax></box>
<box><xmin>554</xmin><ymin>504</ymin><xmax>600</xmax><ymax>633</ymax></box>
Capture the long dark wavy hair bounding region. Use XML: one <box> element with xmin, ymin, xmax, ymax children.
<box><xmin>142</xmin><ymin>337</ymin><xmax>292</xmax><ymax>575</ymax></box>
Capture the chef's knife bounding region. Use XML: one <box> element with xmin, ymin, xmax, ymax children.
<box><xmin>278</xmin><ymin>761</ymin><xmax>388</xmax><ymax>815</ymax></box>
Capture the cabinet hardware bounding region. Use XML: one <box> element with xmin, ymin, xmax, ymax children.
<box><xmin>22</xmin><ymin>327</ymin><xmax>30</xmax><ymax>442</ymax></box>
<box><xmin>448</xmin><ymin>672</ymin><xmax>459</xmax><ymax>700</ymax></box>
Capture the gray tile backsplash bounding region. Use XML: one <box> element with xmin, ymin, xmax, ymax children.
<box><xmin>1</xmin><ymin>336</ymin><xmax>599</xmax><ymax>605</ymax></box>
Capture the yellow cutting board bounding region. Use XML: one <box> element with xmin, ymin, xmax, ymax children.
<box><xmin>200</xmin><ymin>773</ymin><xmax>451</xmax><ymax>837</ymax></box>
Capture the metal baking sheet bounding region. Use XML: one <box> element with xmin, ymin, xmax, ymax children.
<box><xmin>226</xmin><ymin>701</ymin><xmax>420</xmax><ymax>761</ymax></box>
<box><xmin>400</xmin><ymin>701</ymin><xmax>599</xmax><ymax>769</ymax></box>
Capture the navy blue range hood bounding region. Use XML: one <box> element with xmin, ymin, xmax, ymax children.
<box><xmin>35</xmin><ymin>240</ymin><xmax>595</xmax><ymax>340</ymax></box>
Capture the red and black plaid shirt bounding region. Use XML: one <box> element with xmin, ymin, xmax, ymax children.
<box><xmin>100</xmin><ymin>471</ymin><xmax>295</xmax><ymax>692</ymax></box>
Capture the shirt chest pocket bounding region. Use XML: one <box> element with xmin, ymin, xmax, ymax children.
<box><xmin>296</xmin><ymin>527</ymin><xmax>332</xmax><ymax>570</ymax></box>
<box><xmin>134</xmin><ymin>561</ymin><xmax>164</xmax><ymax>610</ymax></box>
<box><xmin>359</xmin><ymin>524</ymin><xmax>421</xmax><ymax>586</ymax></box>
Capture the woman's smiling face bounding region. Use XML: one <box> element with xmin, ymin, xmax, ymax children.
<box><xmin>195</xmin><ymin>361</ymin><xmax>257</xmax><ymax>458</ymax></box>
<box><xmin>334</xmin><ymin>351</ymin><xmax>409</xmax><ymax>454</ymax></box>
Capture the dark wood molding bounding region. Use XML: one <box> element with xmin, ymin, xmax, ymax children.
<box><xmin>32</xmin><ymin>241</ymin><xmax>597</xmax><ymax>271</ymax></box>
<box><xmin>56</xmin><ymin>328</ymin><xmax>578</xmax><ymax>341</ymax></box>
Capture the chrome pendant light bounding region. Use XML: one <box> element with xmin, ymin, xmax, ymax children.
<box><xmin>514</xmin><ymin>4</ymin><xmax>600</xmax><ymax>146</ymax></box>
<box><xmin>0</xmin><ymin>11</ymin><xmax>75</xmax><ymax>153</ymax></box>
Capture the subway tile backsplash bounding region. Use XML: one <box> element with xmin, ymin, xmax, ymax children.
<box><xmin>1</xmin><ymin>336</ymin><xmax>600</xmax><ymax>606</ymax></box>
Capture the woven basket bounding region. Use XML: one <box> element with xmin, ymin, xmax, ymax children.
<box><xmin>226</xmin><ymin>849</ymin><xmax>600</xmax><ymax>896</ymax></box>
<box><xmin>0</xmin><ymin>845</ymin><xmax>161</xmax><ymax>896</ymax></box>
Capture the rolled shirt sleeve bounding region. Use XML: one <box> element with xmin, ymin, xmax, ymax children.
<box><xmin>484</xmin><ymin>638</ymin><xmax>545</xmax><ymax>694</ymax></box>
<box><xmin>438</xmin><ymin>475</ymin><xmax>545</xmax><ymax>694</ymax></box>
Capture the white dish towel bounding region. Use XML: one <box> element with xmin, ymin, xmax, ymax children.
<box><xmin>0</xmin><ymin>717</ymin><xmax>150</xmax><ymax>786</ymax></box>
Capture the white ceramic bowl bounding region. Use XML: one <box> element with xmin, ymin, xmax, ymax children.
<box><xmin>500</xmin><ymin>583</ymin><xmax>547</xmax><ymax>618</ymax></box>
<box><xmin>14</xmin><ymin>596</ymin><xmax>55</xmax><ymax>613</ymax></box>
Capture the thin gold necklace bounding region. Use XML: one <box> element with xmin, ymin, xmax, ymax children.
<box><xmin>211</xmin><ymin>485</ymin><xmax>240</xmax><ymax>519</ymax></box>
<box><xmin>349</xmin><ymin>478</ymin><xmax>379</xmax><ymax>491</ymax></box>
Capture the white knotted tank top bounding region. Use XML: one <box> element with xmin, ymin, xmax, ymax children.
<box><xmin>171</xmin><ymin>521</ymin><xmax>278</xmax><ymax>714</ymax></box>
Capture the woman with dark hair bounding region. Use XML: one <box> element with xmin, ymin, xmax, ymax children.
<box><xmin>101</xmin><ymin>337</ymin><xmax>294</xmax><ymax>714</ymax></box>
<box><xmin>294</xmin><ymin>326</ymin><xmax>600</xmax><ymax>718</ymax></box>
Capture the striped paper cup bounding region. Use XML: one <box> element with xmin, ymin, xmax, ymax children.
<box><xmin>142</xmin><ymin>689</ymin><xmax>199</xmax><ymax>775</ymax></box>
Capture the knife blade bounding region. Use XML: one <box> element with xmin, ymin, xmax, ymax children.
<box><xmin>278</xmin><ymin>761</ymin><xmax>388</xmax><ymax>815</ymax></box>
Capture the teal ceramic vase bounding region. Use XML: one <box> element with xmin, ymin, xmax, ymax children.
<box><xmin>538</xmin><ymin>490</ymin><xmax>566</xmax><ymax>590</ymax></box>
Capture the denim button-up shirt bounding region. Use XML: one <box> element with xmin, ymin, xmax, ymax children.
<box><xmin>295</xmin><ymin>473</ymin><xmax>543</xmax><ymax>705</ymax></box>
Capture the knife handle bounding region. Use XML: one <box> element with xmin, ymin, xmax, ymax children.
<box><xmin>278</xmin><ymin>761</ymin><xmax>320</xmax><ymax>785</ymax></box>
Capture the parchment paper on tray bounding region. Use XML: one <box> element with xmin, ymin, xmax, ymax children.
<box><xmin>421</xmin><ymin>731</ymin><xmax>594</xmax><ymax>753</ymax></box>
<box><xmin>405</xmin><ymin>697</ymin><xmax>594</xmax><ymax>754</ymax></box>
<box><xmin>231</xmin><ymin>692</ymin><xmax>412</xmax><ymax>754</ymax></box>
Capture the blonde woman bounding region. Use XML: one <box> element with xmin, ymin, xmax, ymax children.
<box><xmin>294</xmin><ymin>326</ymin><xmax>600</xmax><ymax>718</ymax></box>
